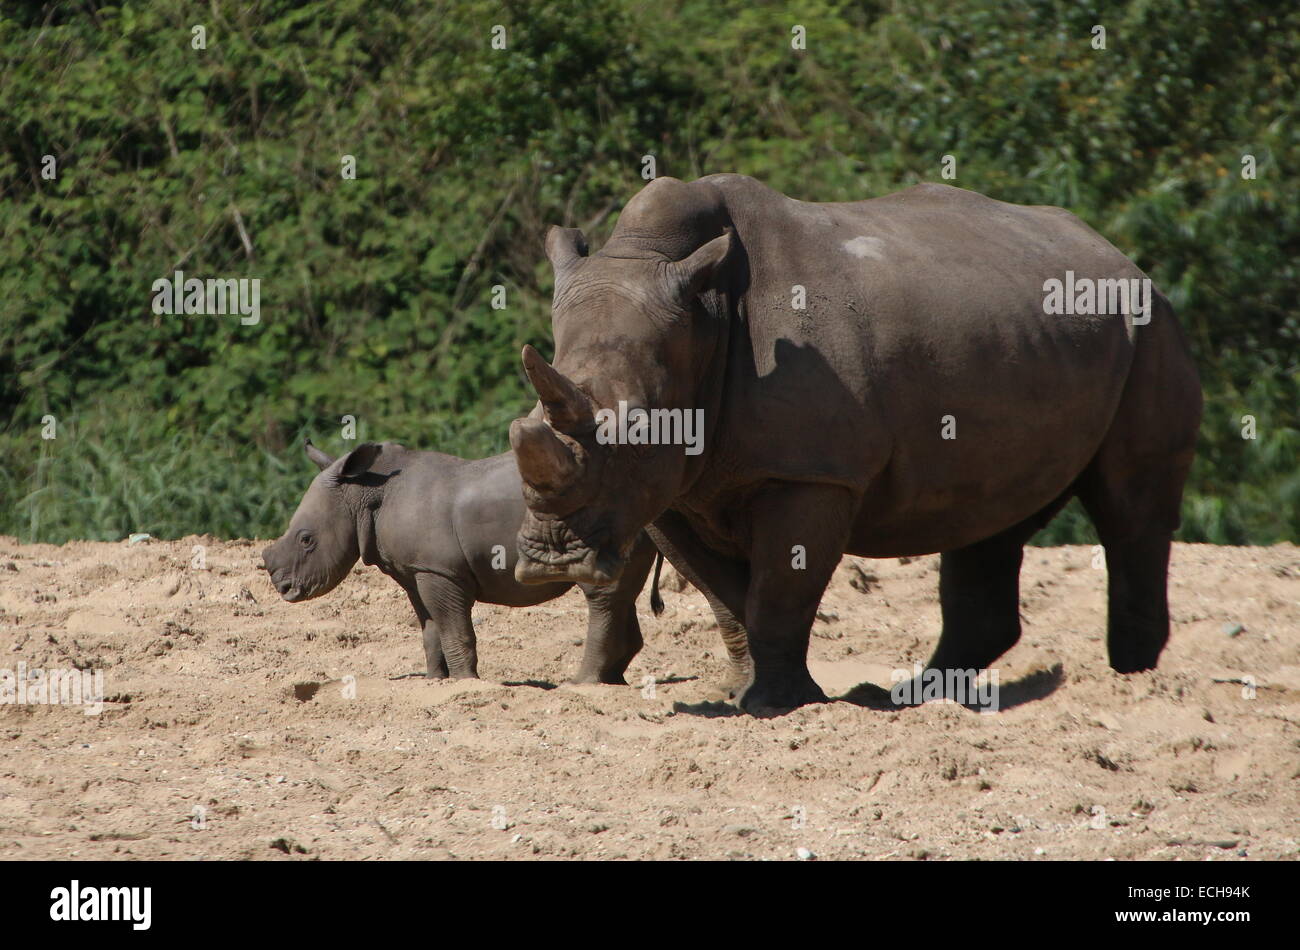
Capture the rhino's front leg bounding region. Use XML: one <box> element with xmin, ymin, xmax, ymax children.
<box><xmin>738</xmin><ymin>483</ymin><xmax>856</xmax><ymax>716</ymax></box>
<box><xmin>416</xmin><ymin>573</ymin><xmax>479</xmax><ymax>679</ymax></box>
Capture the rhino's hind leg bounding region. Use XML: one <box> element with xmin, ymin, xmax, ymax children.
<box><xmin>923</xmin><ymin>497</ymin><xmax>1071</xmax><ymax>698</ymax></box>
<box><xmin>1092</xmin><ymin>532</ymin><xmax>1172</xmax><ymax>673</ymax></box>
<box><xmin>1074</xmin><ymin>300</ymin><xmax>1200</xmax><ymax>674</ymax></box>
<box><xmin>926</xmin><ymin>530</ymin><xmax>1026</xmax><ymax>677</ymax></box>
<box><xmin>711</xmin><ymin>603</ymin><xmax>754</xmax><ymax>699</ymax></box>
<box><xmin>1076</xmin><ymin>451</ymin><xmax>1191</xmax><ymax>674</ymax></box>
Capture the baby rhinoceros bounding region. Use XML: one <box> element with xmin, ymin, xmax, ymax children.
<box><xmin>261</xmin><ymin>440</ymin><xmax>750</xmax><ymax>688</ymax></box>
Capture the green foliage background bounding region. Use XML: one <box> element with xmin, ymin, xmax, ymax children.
<box><xmin>1</xmin><ymin>0</ymin><xmax>1296</xmax><ymax>544</ymax></box>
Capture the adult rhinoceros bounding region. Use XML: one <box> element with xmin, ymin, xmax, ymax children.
<box><xmin>508</xmin><ymin>174</ymin><xmax>1202</xmax><ymax>716</ymax></box>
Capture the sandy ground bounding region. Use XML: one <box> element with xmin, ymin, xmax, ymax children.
<box><xmin>0</xmin><ymin>536</ymin><xmax>1296</xmax><ymax>861</ymax></box>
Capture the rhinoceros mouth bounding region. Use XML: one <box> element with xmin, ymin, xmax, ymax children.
<box><xmin>516</xmin><ymin>547</ymin><xmax>626</xmax><ymax>586</ymax></box>
<box><xmin>516</xmin><ymin>516</ymin><xmax>628</xmax><ymax>585</ymax></box>
<box><xmin>517</xmin><ymin>512</ymin><xmax>609</xmax><ymax>563</ymax></box>
<box><xmin>519</xmin><ymin>531</ymin><xmax>596</xmax><ymax>566</ymax></box>
<box><xmin>267</xmin><ymin>565</ymin><xmax>319</xmax><ymax>603</ymax></box>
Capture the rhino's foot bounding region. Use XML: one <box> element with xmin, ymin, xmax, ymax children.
<box><xmin>713</xmin><ymin>665</ymin><xmax>755</xmax><ymax>701</ymax></box>
<box><xmin>1106</xmin><ymin>606</ymin><xmax>1167</xmax><ymax>674</ymax></box>
<box><xmin>901</xmin><ymin>667</ymin><xmax>991</xmax><ymax>711</ymax></box>
<box><xmin>568</xmin><ymin>668</ymin><xmax>630</xmax><ymax>686</ymax></box>
<box><xmin>738</xmin><ymin>671</ymin><xmax>828</xmax><ymax>717</ymax></box>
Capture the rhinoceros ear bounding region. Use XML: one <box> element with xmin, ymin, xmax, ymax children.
<box><xmin>521</xmin><ymin>345</ymin><xmax>594</xmax><ymax>434</ymax></box>
<box><xmin>545</xmin><ymin>226</ymin><xmax>588</xmax><ymax>277</ymax></box>
<box><xmin>510</xmin><ymin>418</ymin><xmax>579</xmax><ymax>494</ymax></box>
<box><xmin>335</xmin><ymin>442</ymin><xmax>382</xmax><ymax>480</ymax></box>
<box><xmin>305</xmin><ymin>439</ymin><xmax>335</xmax><ymax>471</ymax></box>
<box><xmin>670</xmin><ymin>229</ymin><xmax>733</xmax><ymax>300</ymax></box>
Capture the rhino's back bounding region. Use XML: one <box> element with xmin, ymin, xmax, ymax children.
<box><xmin>706</xmin><ymin>175</ymin><xmax>1142</xmax><ymax>346</ymax></box>
<box><xmin>380</xmin><ymin>450</ymin><xmax>568</xmax><ymax>604</ymax></box>
<box><xmin>376</xmin><ymin>448</ymin><xmax>472</xmax><ymax>573</ymax></box>
<box><xmin>695</xmin><ymin>176</ymin><xmax>1171</xmax><ymax>552</ymax></box>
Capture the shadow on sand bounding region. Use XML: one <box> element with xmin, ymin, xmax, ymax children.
<box><xmin>501</xmin><ymin>679</ymin><xmax>559</xmax><ymax>690</ymax></box>
<box><xmin>671</xmin><ymin>664</ymin><xmax>1065</xmax><ymax>718</ymax></box>
<box><xmin>671</xmin><ymin>699</ymin><xmax>746</xmax><ymax>718</ymax></box>
<box><xmin>839</xmin><ymin>662</ymin><xmax>1066</xmax><ymax>713</ymax></box>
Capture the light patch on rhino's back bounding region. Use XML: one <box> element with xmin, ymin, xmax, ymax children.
<box><xmin>843</xmin><ymin>235</ymin><xmax>885</xmax><ymax>260</ymax></box>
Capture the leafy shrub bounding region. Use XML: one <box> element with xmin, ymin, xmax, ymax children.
<box><xmin>1</xmin><ymin>1</ymin><xmax>1295</xmax><ymax>543</ymax></box>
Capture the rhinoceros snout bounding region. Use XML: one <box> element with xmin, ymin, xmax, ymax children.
<box><xmin>515</xmin><ymin>545</ymin><xmax>626</xmax><ymax>587</ymax></box>
<box><xmin>261</xmin><ymin>545</ymin><xmax>303</xmax><ymax>600</ymax></box>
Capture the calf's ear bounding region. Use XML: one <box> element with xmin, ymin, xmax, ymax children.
<box><xmin>335</xmin><ymin>442</ymin><xmax>382</xmax><ymax>480</ymax></box>
<box><xmin>305</xmin><ymin>439</ymin><xmax>335</xmax><ymax>471</ymax></box>
<box><xmin>671</xmin><ymin>229</ymin><xmax>733</xmax><ymax>300</ymax></box>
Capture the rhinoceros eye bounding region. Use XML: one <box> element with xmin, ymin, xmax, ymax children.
<box><xmin>298</xmin><ymin>531</ymin><xmax>314</xmax><ymax>549</ymax></box>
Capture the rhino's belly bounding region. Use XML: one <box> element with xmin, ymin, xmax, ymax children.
<box><xmin>846</xmin><ymin>380</ymin><xmax>1119</xmax><ymax>556</ymax></box>
<box><xmin>844</xmin><ymin>317</ymin><xmax>1134</xmax><ymax>555</ymax></box>
<box><xmin>848</xmin><ymin>469</ymin><xmax>1078</xmax><ymax>557</ymax></box>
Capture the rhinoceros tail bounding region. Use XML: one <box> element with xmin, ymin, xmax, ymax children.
<box><xmin>650</xmin><ymin>551</ymin><xmax>665</xmax><ymax>616</ymax></box>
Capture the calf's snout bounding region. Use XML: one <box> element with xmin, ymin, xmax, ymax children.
<box><xmin>261</xmin><ymin>543</ymin><xmax>292</xmax><ymax>597</ymax></box>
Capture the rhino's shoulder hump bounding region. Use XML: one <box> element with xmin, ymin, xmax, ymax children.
<box><xmin>871</xmin><ymin>181</ymin><xmax>1012</xmax><ymax>210</ymax></box>
<box><xmin>695</xmin><ymin>172</ymin><xmax>769</xmax><ymax>192</ymax></box>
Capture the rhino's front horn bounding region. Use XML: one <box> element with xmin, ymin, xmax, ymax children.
<box><xmin>510</xmin><ymin>417</ymin><xmax>580</xmax><ymax>494</ymax></box>
<box><xmin>521</xmin><ymin>345</ymin><xmax>594</xmax><ymax>434</ymax></box>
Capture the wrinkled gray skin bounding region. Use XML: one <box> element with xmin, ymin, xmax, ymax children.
<box><xmin>262</xmin><ymin>440</ymin><xmax>752</xmax><ymax>688</ymax></box>
<box><xmin>510</xmin><ymin>174</ymin><xmax>1203</xmax><ymax>716</ymax></box>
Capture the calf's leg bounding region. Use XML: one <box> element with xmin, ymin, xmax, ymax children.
<box><xmin>572</xmin><ymin>533</ymin><xmax>657</xmax><ymax>684</ymax></box>
<box><xmin>404</xmin><ymin>586</ymin><xmax>449</xmax><ymax>679</ymax></box>
<box><xmin>416</xmin><ymin>573</ymin><xmax>479</xmax><ymax>679</ymax></box>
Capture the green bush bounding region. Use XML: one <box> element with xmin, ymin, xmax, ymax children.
<box><xmin>1</xmin><ymin>1</ymin><xmax>1296</xmax><ymax>544</ymax></box>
